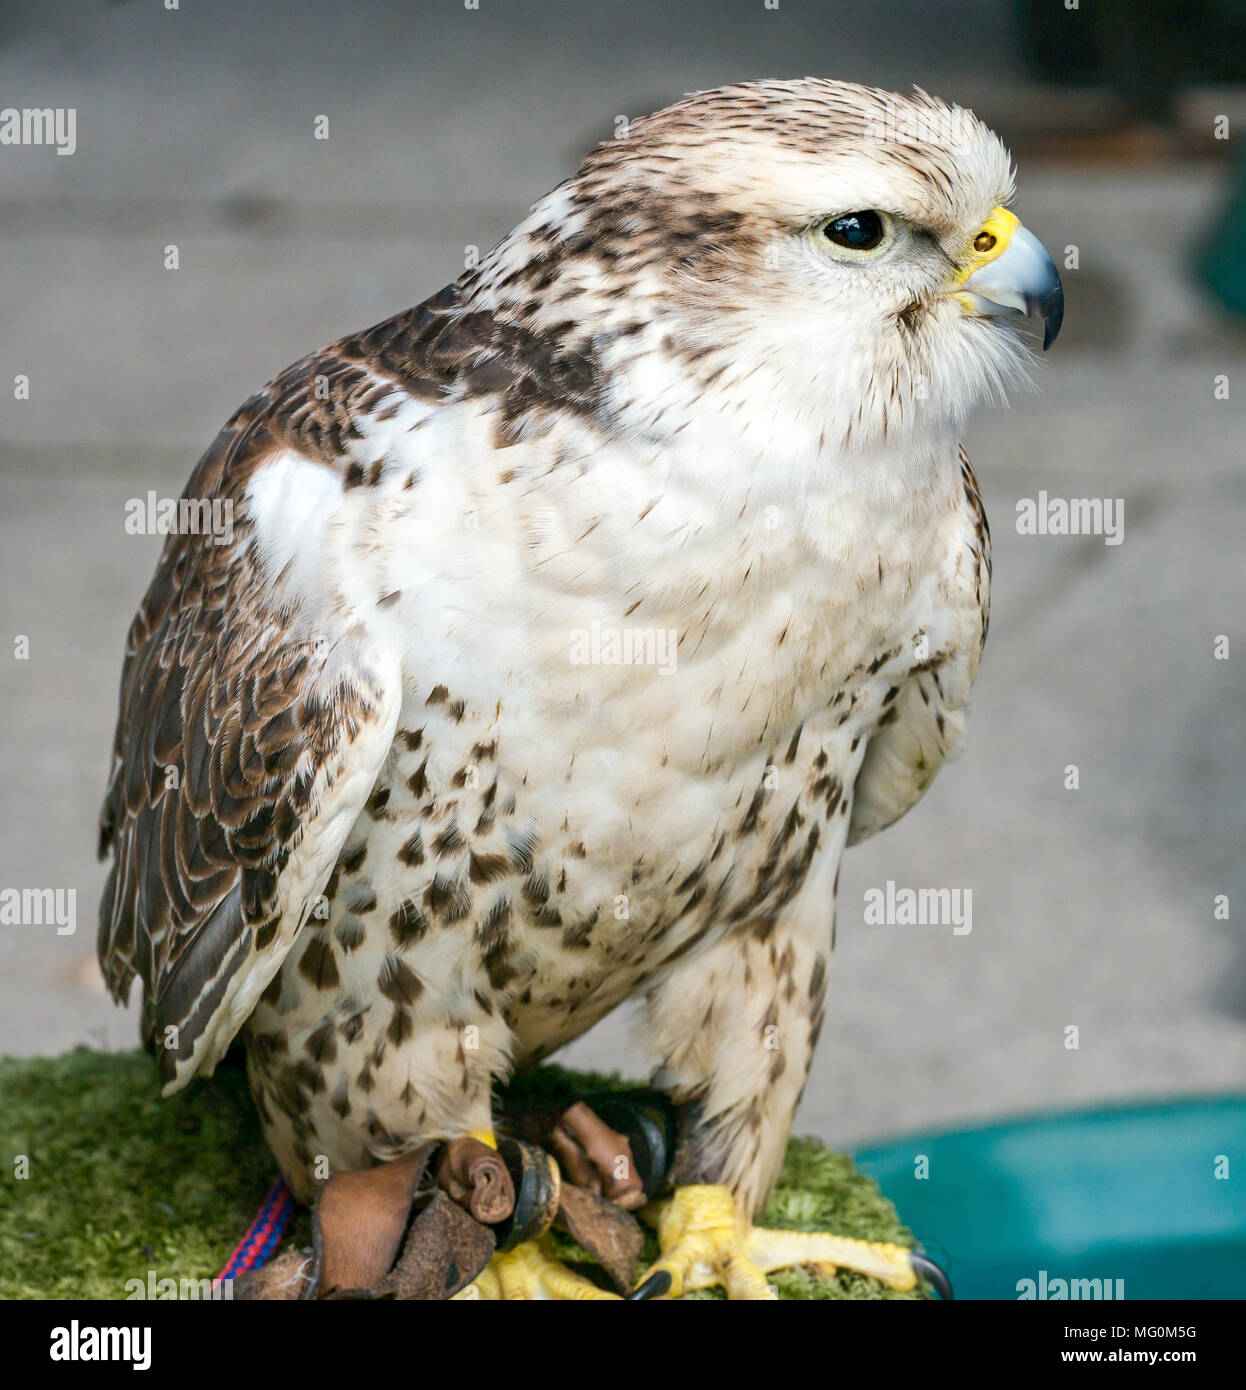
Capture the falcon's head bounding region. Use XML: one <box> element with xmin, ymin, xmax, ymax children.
<box><xmin>470</xmin><ymin>78</ymin><xmax>1062</xmax><ymax>468</ymax></box>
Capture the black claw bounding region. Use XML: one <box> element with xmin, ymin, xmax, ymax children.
<box><xmin>627</xmin><ymin>1270</ymin><xmax>673</xmax><ymax>1301</ymax></box>
<box><xmin>911</xmin><ymin>1252</ymin><xmax>953</xmax><ymax>1301</ymax></box>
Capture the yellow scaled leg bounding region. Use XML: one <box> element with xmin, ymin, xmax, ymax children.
<box><xmin>454</xmin><ymin>1236</ymin><xmax>620</xmax><ymax>1300</ymax></box>
<box><xmin>634</xmin><ymin>1184</ymin><xmax>919</xmax><ymax>1300</ymax></box>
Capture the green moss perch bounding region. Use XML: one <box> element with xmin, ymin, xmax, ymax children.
<box><xmin>0</xmin><ymin>1048</ymin><xmax>926</xmax><ymax>1300</ymax></box>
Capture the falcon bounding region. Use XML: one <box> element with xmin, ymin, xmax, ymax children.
<box><xmin>98</xmin><ymin>78</ymin><xmax>1062</xmax><ymax>1299</ymax></box>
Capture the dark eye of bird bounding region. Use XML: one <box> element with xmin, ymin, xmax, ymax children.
<box><xmin>824</xmin><ymin>211</ymin><xmax>884</xmax><ymax>251</ymax></box>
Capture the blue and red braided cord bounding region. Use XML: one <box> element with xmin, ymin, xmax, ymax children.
<box><xmin>218</xmin><ymin>1177</ymin><xmax>297</xmax><ymax>1281</ymax></box>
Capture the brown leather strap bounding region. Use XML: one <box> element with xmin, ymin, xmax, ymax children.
<box><xmin>308</xmin><ymin>1146</ymin><xmax>434</xmax><ymax>1297</ymax></box>
<box><xmin>551</xmin><ymin>1101</ymin><xmax>645</xmax><ymax>1210</ymax></box>
<box><xmin>436</xmin><ymin>1137</ymin><xmax>515</xmax><ymax>1224</ymax></box>
<box><xmin>554</xmin><ymin>1183</ymin><xmax>644</xmax><ymax>1293</ymax></box>
<box><xmin>234</xmin><ymin>1118</ymin><xmax>646</xmax><ymax>1299</ymax></box>
<box><xmin>376</xmin><ymin>1191</ymin><xmax>496</xmax><ymax>1299</ymax></box>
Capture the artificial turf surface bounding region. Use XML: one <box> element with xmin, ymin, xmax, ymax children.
<box><xmin>0</xmin><ymin>1047</ymin><xmax>926</xmax><ymax>1299</ymax></box>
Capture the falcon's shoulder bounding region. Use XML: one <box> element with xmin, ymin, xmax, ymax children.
<box><xmin>847</xmin><ymin>445</ymin><xmax>990</xmax><ymax>845</ymax></box>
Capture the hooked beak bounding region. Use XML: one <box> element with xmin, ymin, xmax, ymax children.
<box><xmin>955</xmin><ymin>207</ymin><xmax>1064</xmax><ymax>350</ymax></box>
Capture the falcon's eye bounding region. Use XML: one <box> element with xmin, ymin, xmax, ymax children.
<box><xmin>823</xmin><ymin>210</ymin><xmax>886</xmax><ymax>252</ymax></box>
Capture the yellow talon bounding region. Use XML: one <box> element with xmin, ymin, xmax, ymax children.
<box><xmin>642</xmin><ymin>1184</ymin><xmax>774</xmax><ymax>1299</ymax></box>
<box><xmin>636</xmin><ymin>1183</ymin><xmax>918</xmax><ymax>1299</ymax></box>
<box><xmin>454</xmin><ymin>1237</ymin><xmax>620</xmax><ymax>1301</ymax></box>
<box><xmin>748</xmin><ymin>1228</ymin><xmax>917</xmax><ymax>1292</ymax></box>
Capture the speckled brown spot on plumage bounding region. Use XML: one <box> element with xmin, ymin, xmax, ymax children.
<box><xmin>296</xmin><ymin>1057</ymin><xmax>326</xmax><ymax>1095</ymax></box>
<box><xmin>340</xmin><ymin>843</ymin><xmax>368</xmax><ymax>875</ymax></box>
<box><xmin>811</xmin><ymin>775</ymin><xmax>842</xmax><ymax>817</ymax></box>
<box><xmin>377</xmin><ymin>953</ymin><xmax>423</xmax><ymax>1007</ymax></box>
<box><xmin>335</xmin><ymin>917</ymin><xmax>366</xmax><ymax>952</ymax></box>
<box><xmin>298</xmin><ymin>936</ymin><xmax>340</xmax><ymax>991</ymax></box>
<box><xmin>506</xmin><ymin>829</ymin><xmax>539</xmax><ymax>874</ymax></box>
<box><xmin>660</xmin><ymin>916</ymin><xmax>715</xmax><ymax>964</ymax></box>
<box><xmin>432</xmin><ymin>820</ymin><xmax>466</xmax><ymax>856</ymax></box>
<box><xmin>339</xmin><ymin>1008</ymin><xmax>366</xmax><ymax>1044</ymax></box>
<box><xmin>387</xmin><ymin>1005</ymin><xmax>414</xmax><ymax>1046</ymax></box>
<box><xmin>770</xmin><ymin>799</ymin><xmax>805</xmax><ymax>855</ymax></box>
<box><xmin>521</xmin><ymin>871</ymin><xmax>549</xmax><ymax>906</ymax></box>
<box><xmin>388</xmin><ymin>898</ymin><xmax>429</xmax><ymax>948</ymax></box>
<box><xmin>476</xmin><ymin>898</ymin><xmax>518</xmax><ymax>990</ymax></box>
<box><xmin>468</xmin><ymin>849</ymin><xmax>510</xmax><ymax>885</ymax></box>
<box><xmin>561</xmin><ymin>909</ymin><xmax>599</xmax><ymax>952</ymax></box>
<box><xmin>424</xmin><ymin>873</ymin><xmax>471</xmax><ymax>922</ymax></box>
<box><xmin>809</xmin><ymin>952</ymin><xmax>828</xmax><ymax>1001</ymax></box>
<box><xmin>676</xmin><ymin>860</ymin><xmax>707</xmax><ymax>895</ymax></box>
<box><xmin>305</xmin><ymin>1019</ymin><xmax>337</xmax><ymax>1065</ymax></box>
<box><xmin>397</xmin><ymin>829</ymin><xmax>425</xmax><ymax>867</ymax></box>
<box><xmin>738</xmin><ymin>786</ymin><xmax>765</xmax><ymax>837</ymax></box>
<box><xmin>344</xmin><ymin>880</ymin><xmax>376</xmax><ymax>914</ymax></box>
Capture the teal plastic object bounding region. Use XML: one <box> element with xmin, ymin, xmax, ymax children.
<box><xmin>1195</xmin><ymin>156</ymin><xmax>1246</xmax><ymax>321</ymax></box>
<box><xmin>852</xmin><ymin>1096</ymin><xmax>1246</xmax><ymax>1300</ymax></box>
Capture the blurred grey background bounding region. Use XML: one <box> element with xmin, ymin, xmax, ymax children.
<box><xmin>1</xmin><ymin>0</ymin><xmax>1243</xmax><ymax>1150</ymax></box>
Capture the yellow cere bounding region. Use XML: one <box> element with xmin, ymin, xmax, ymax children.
<box><xmin>954</xmin><ymin>206</ymin><xmax>1019</xmax><ymax>284</ymax></box>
